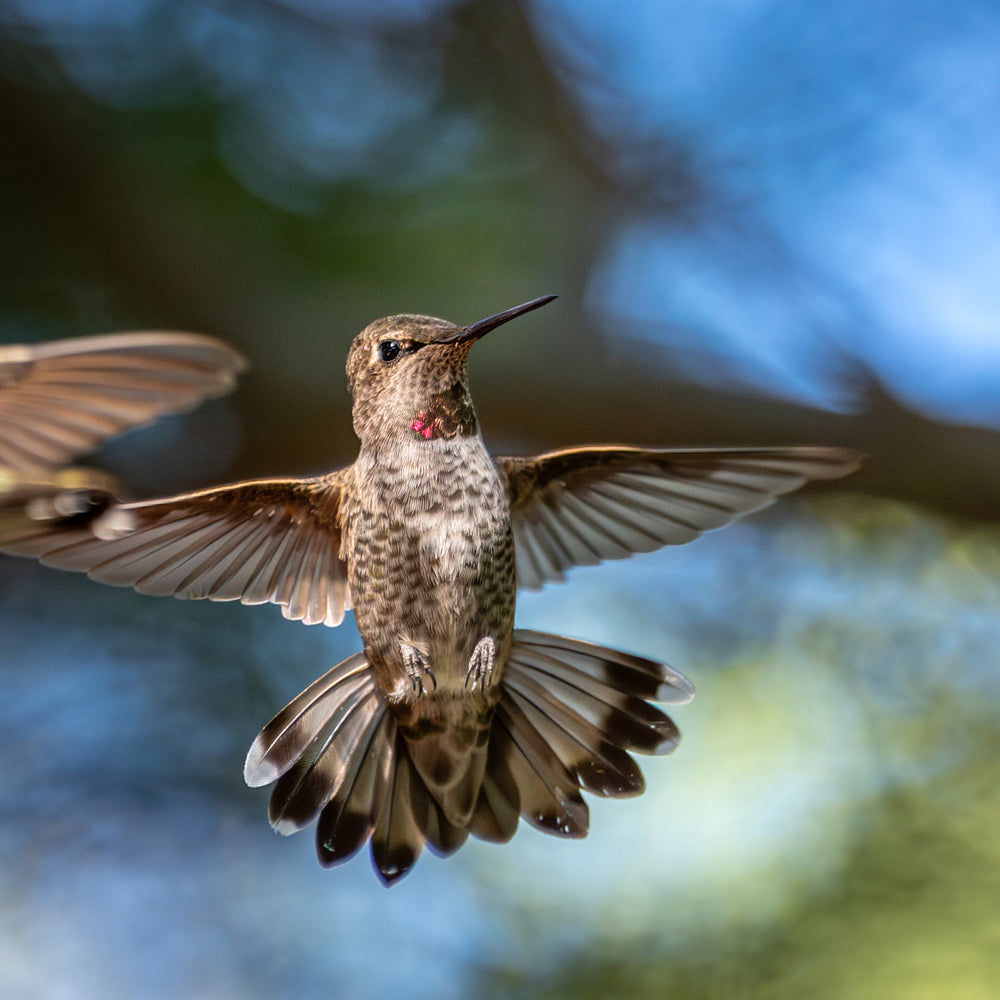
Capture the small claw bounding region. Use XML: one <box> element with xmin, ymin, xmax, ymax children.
<box><xmin>400</xmin><ymin>641</ymin><xmax>436</xmax><ymax>695</ymax></box>
<box><xmin>464</xmin><ymin>636</ymin><xmax>496</xmax><ymax>691</ymax></box>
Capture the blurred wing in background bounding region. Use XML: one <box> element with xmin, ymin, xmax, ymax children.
<box><xmin>0</xmin><ymin>331</ymin><xmax>248</xmax><ymax>470</ymax></box>
<box><xmin>501</xmin><ymin>446</ymin><xmax>863</xmax><ymax>589</ymax></box>
<box><xmin>0</xmin><ymin>465</ymin><xmax>118</xmax><ymax>544</ymax></box>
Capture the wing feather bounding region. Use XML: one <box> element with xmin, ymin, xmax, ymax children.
<box><xmin>0</xmin><ymin>332</ymin><xmax>247</xmax><ymax>469</ymax></box>
<box><xmin>500</xmin><ymin>446</ymin><xmax>861</xmax><ymax>588</ymax></box>
<box><xmin>0</xmin><ymin>473</ymin><xmax>352</xmax><ymax>627</ymax></box>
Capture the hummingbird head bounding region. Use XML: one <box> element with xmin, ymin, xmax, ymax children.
<box><xmin>346</xmin><ymin>295</ymin><xmax>556</xmax><ymax>446</ymax></box>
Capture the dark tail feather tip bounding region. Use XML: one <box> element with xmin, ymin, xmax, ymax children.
<box><xmin>371</xmin><ymin>844</ymin><xmax>418</xmax><ymax>887</ymax></box>
<box><xmin>316</xmin><ymin>810</ymin><xmax>371</xmax><ymax>868</ymax></box>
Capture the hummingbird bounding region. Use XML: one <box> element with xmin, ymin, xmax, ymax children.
<box><xmin>0</xmin><ymin>329</ymin><xmax>246</xmax><ymax>543</ymax></box>
<box><xmin>0</xmin><ymin>297</ymin><xmax>861</xmax><ymax>885</ymax></box>
<box><xmin>0</xmin><ymin>330</ymin><xmax>247</xmax><ymax>471</ymax></box>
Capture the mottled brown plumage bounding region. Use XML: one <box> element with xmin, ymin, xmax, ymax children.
<box><xmin>0</xmin><ymin>297</ymin><xmax>862</xmax><ymax>885</ymax></box>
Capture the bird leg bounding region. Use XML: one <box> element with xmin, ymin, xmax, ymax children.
<box><xmin>464</xmin><ymin>636</ymin><xmax>496</xmax><ymax>691</ymax></box>
<box><xmin>399</xmin><ymin>640</ymin><xmax>436</xmax><ymax>695</ymax></box>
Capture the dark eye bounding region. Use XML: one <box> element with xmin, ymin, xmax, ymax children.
<box><xmin>376</xmin><ymin>339</ymin><xmax>401</xmax><ymax>363</ymax></box>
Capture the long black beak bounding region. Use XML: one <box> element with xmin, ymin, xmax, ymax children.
<box><xmin>447</xmin><ymin>295</ymin><xmax>557</xmax><ymax>344</ymax></box>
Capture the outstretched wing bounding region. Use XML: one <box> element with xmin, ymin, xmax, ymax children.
<box><xmin>0</xmin><ymin>331</ymin><xmax>247</xmax><ymax>469</ymax></box>
<box><xmin>499</xmin><ymin>446</ymin><xmax>862</xmax><ymax>589</ymax></box>
<box><xmin>0</xmin><ymin>472</ymin><xmax>352</xmax><ymax>627</ymax></box>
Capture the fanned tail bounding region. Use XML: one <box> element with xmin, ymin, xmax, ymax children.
<box><xmin>468</xmin><ymin>629</ymin><xmax>693</xmax><ymax>842</ymax></box>
<box><xmin>245</xmin><ymin>652</ymin><xmax>467</xmax><ymax>886</ymax></box>
<box><xmin>245</xmin><ymin>630</ymin><xmax>693</xmax><ymax>886</ymax></box>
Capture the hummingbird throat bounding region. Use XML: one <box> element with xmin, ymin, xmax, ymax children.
<box><xmin>408</xmin><ymin>390</ymin><xmax>476</xmax><ymax>441</ymax></box>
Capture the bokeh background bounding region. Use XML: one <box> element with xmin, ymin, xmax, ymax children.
<box><xmin>2</xmin><ymin>2</ymin><xmax>999</xmax><ymax>998</ymax></box>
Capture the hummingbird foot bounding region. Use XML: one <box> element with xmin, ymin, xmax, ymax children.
<box><xmin>399</xmin><ymin>641</ymin><xmax>437</xmax><ymax>695</ymax></box>
<box><xmin>464</xmin><ymin>636</ymin><xmax>496</xmax><ymax>691</ymax></box>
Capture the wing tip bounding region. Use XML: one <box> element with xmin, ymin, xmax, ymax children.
<box><xmin>794</xmin><ymin>445</ymin><xmax>866</xmax><ymax>479</ymax></box>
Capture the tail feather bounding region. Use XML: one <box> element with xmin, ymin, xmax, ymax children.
<box><xmin>267</xmin><ymin>687</ymin><xmax>383</xmax><ymax>834</ymax></box>
<box><xmin>511</xmin><ymin>630</ymin><xmax>695</xmax><ymax>704</ymax></box>
<box><xmin>493</xmin><ymin>697</ymin><xmax>590</xmax><ymax>838</ymax></box>
<box><xmin>316</xmin><ymin>709</ymin><xmax>396</xmax><ymax>869</ymax></box>
<box><xmin>504</xmin><ymin>682</ymin><xmax>645</xmax><ymax>797</ymax></box>
<box><xmin>244</xmin><ymin>630</ymin><xmax>694</xmax><ymax>884</ymax></box>
<box><xmin>422</xmin><ymin>795</ymin><xmax>470</xmax><ymax>858</ymax></box>
<box><xmin>400</xmin><ymin>713</ymin><xmax>490</xmax><ymax>828</ymax></box>
<box><xmin>504</xmin><ymin>647</ymin><xmax>681</xmax><ymax>756</ymax></box>
<box><xmin>370</xmin><ymin>748</ymin><xmax>427</xmax><ymax>886</ymax></box>
<box><xmin>244</xmin><ymin>651</ymin><xmax>370</xmax><ymax>787</ymax></box>
<box><xmin>467</xmin><ymin>754</ymin><xmax>521</xmax><ymax>844</ymax></box>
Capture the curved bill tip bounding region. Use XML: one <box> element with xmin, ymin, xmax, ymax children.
<box><xmin>455</xmin><ymin>294</ymin><xmax>558</xmax><ymax>343</ymax></box>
